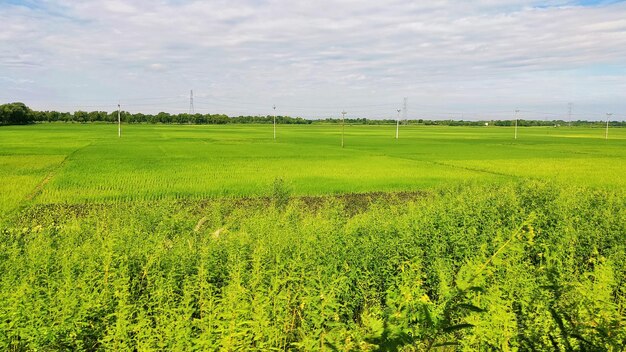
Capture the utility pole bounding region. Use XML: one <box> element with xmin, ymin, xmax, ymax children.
<box><xmin>273</xmin><ymin>105</ymin><xmax>276</xmax><ymax>140</ymax></box>
<box><xmin>118</xmin><ymin>103</ymin><xmax>121</xmax><ymax>138</ymax></box>
<box><xmin>189</xmin><ymin>90</ymin><xmax>194</xmax><ymax>114</ymax></box>
<box><xmin>606</xmin><ymin>112</ymin><xmax>613</xmax><ymax>140</ymax></box>
<box><xmin>341</xmin><ymin>110</ymin><xmax>347</xmax><ymax>148</ymax></box>
<box><xmin>514</xmin><ymin>108</ymin><xmax>520</xmax><ymax>140</ymax></box>
<box><xmin>396</xmin><ymin>108</ymin><xmax>401</xmax><ymax>139</ymax></box>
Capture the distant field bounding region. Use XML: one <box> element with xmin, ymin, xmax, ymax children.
<box><xmin>1</xmin><ymin>123</ymin><xmax>625</xmax><ymax>213</ymax></box>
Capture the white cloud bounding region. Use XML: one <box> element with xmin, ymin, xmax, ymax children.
<box><xmin>0</xmin><ymin>76</ymin><xmax>34</xmax><ymax>84</ymax></box>
<box><xmin>0</xmin><ymin>0</ymin><xmax>625</xmax><ymax>119</ymax></box>
<box><xmin>147</xmin><ymin>63</ymin><xmax>166</xmax><ymax>71</ymax></box>
<box><xmin>101</xmin><ymin>0</ymin><xmax>137</xmax><ymax>14</ymax></box>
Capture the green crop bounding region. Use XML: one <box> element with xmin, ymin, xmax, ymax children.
<box><xmin>1</xmin><ymin>124</ymin><xmax>625</xmax><ymax>214</ymax></box>
<box><xmin>1</xmin><ymin>124</ymin><xmax>625</xmax><ymax>350</ymax></box>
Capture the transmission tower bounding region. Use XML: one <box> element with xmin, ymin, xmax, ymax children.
<box><xmin>403</xmin><ymin>97</ymin><xmax>407</xmax><ymax>123</ymax></box>
<box><xmin>568</xmin><ymin>102</ymin><xmax>572</xmax><ymax>127</ymax></box>
<box><xmin>189</xmin><ymin>90</ymin><xmax>195</xmax><ymax>114</ymax></box>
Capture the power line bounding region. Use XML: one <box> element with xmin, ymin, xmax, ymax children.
<box><xmin>10</xmin><ymin>93</ymin><xmax>625</xmax><ymax>120</ymax></box>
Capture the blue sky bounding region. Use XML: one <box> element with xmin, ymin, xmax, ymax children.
<box><xmin>1</xmin><ymin>0</ymin><xmax>625</xmax><ymax>120</ymax></box>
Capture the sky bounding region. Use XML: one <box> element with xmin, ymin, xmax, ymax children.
<box><xmin>1</xmin><ymin>0</ymin><xmax>626</xmax><ymax>120</ymax></box>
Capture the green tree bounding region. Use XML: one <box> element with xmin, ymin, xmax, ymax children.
<box><xmin>0</xmin><ymin>102</ymin><xmax>33</xmax><ymax>125</ymax></box>
<box><xmin>74</xmin><ymin>110</ymin><xmax>88</xmax><ymax>123</ymax></box>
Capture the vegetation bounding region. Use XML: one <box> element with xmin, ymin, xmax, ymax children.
<box><xmin>0</xmin><ymin>103</ymin><xmax>34</xmax><ymax>126</ymax></box>
<box><xmin>1</xmin><ymin>124</ymin><xmax>625</xmax><ymax>216</ymax></box>
<box><xmin>1</xmin><ymin>123</ymin><xmax>625</xmax><ymax>350</ymax></box>
<box><xmin>2</xmin><ymin>103</ymin><xmax>625</xmax><ymax>126</ymax></box>
<box><xmin>0</xmin><ymin>102</ymin><xmax>311</xmax><ymax>125</ymax></box>
<box><xmin>1</xmin><ymin>182</ymin><xmax>624</xmax><ymax>350</ymax></box>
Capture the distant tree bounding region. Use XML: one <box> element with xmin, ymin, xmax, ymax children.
<box><xmin>0</xmin><ymin>102</ymin><xmax>33</xmax><ymax>125</ymax></box>
<box><xmin>46</xmin><ymin>111</ymin><xmax>60</xmax><ymax>122</ymax></box>
<box><xmin>59</xmin><ymin>112</ymin><xmax>72</xmax><ymax>122</ymax></box>
<box><xmin>157</xmin><ymin>112</ymin><xmax>171</xmax><ymax>124</ymax></box>
<box><xmin>74</xmin><ymin>110</ymin><xmax>88</xmax><ymax>123</ymax></box>
<box><xmin>195</xmin><ymin>113</ymin><xmax>206</xmax><ymax>124</ymax></box>
<box><xmin>6</xmin><ymin>103</ymin><xmax>626</xmax><ymax>127</ymax></box>
<box><xmin>131</xmin><ymin>113</ymin><xmax>145</xmax><ymax>124</ymax></box>
<box><xmin>176</xmin><ymin>113</ymin><xmax>190</xmax><ymax>124</ymax></box>
<box><xmin>88</xmin><ymin>111</ymin><xmax>101</xmax><ymax>122</ymax></box>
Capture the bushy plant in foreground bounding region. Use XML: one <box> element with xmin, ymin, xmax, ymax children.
<box><xmin>0</xmin><ymin>181</ymin><xmax>624</xmax><ymax>351</ymax></box>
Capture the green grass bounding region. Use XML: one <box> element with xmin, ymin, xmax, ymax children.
<box><xmin>1</xmin><ymin>123</ymin><xmax>625</xmax><ymax>213</ymax></box>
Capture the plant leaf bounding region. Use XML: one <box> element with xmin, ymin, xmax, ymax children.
<box><xmin>456</xmin><ymin>303</ymin><xmax>486</xmax><ymax>313</ymax></box>
<box><xmin>433</xmin><ymin>341</ymin><xmax>461</xmax><ymax>347</ymax></box>
<box><xmin>443</xmin><ymin>323</ymin><xmax>474</xmax><ymax>333</ymax></box>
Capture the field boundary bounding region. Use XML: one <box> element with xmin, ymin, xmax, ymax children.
<box><xmin>361</xmin><ymin>150</ymin><xmax>522</xmax><ymax>179</ymax></box>
<box><xmin>427</xmin><ymin>159</ymin><xmax>521</xmax><ymax>179</ymax></box>
<box><xmin>22</xmin><ymin>142</ymin><xmax>93</xmax><ymax>203</ymax></box>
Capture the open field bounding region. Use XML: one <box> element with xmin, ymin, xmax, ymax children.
<box><xmin>1</xmin><ymin>123</ymin><xmax>625</xmax><ymax>214</ymax></box>
<box><xmin>1</xmin><ymin>124</ymin><xmax>626</xmax><ymax>350</ymax></box>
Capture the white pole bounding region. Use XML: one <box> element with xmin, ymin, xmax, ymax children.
<box><xmin>341</xmin><ymin>110</ymin><xmax>347</xmax><ymax>148</ymax></box>
<box><xmin>514</xmin><ymin>109</ymin><xmax>520</xmax><ymax>139</ymax></box>
<box><xmin>273</xmin><ymin>105</ymin><xmax>276</xmax><ymax>140</ymax></box>
<box><xmin>606</xmin><ymin>113</ymin><xmax>613</xmax><ymax>140</ymax></box>
<box><xmin>396</xmin><ymin>108</ymin><xmax>401</xmax><ymax>139</ymax></box>
<box><xmin>118</xmin><ymin>103</ymin><xmax>121</xmax><ymax>138</ymax></box>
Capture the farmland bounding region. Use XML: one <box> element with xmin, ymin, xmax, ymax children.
<box><xmin>1</xmin><ymin>123</ymin><xmax>626</xmax><ymax>350</ymax></box>
<box><xmin>1</xmin><ymin>123</ymin><xmax>625</xmax><ymax>213</ymax></box>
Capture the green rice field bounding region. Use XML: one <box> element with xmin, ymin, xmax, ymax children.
<box><xmin>1</xmin><ymin>123</ymin><xmax>625</xmax><ymax>214</ymax></box>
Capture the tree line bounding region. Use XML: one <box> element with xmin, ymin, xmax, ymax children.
<box><xmin>1</xmin><ymin>102</ymin><xmax>624</xmax><ymax>127</ymax></box>
<box><xmin>0</xmin><ymin>102</ymin><xmax>312</xmax><ymax>126</ymax></box>
<box><xmin>312</xmin><ymin>117</ymin><xmax>626</xmax><ymax>127</ymax></box>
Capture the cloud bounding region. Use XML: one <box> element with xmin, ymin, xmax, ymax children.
<box><xmin>0</xmin><ymin>0</ymin><xmax>625</xmax><ymax>119</ymax></box>
<box><xmin>0</xmin><ymin>76</ymin><xmax>35</xmax><ymax>84</ymax></box>
<box><xmin>147</xmin><ymin>63</ymin><xmax>166</xmax><ymax>71</ymax></box>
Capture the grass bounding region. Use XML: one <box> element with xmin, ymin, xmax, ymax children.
<box><xmin>1</xmin><ymin>123</ymin><xmax>625</xmax><ymax>213</ymax></box>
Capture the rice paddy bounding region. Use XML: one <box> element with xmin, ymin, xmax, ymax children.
<box><xmin>1</xmin><ymin>123</ymin><xmax>625</xmax><ymax>214</ymax></box>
